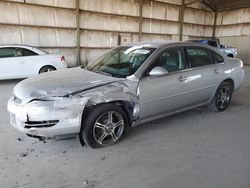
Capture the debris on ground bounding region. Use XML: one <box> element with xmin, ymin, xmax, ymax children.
<box><xmin>20</xmin><ymin>152</ymin><xmax>28</xmax><ymax>157</ymax></box>
<box><xmin>30</xmin><ymin>148</ymin><xmax>35</xmax><ymax>152</ymax></box>
<box><xmin>100</xmin><ymin>157</ymin><xmax>106</xmax><ymax>161</ymax></box>
<box><xmin>83</xmin><ymin>180</ymin><xmax>98</xmax><ymax>188</ymax></box>
<box><xmin>31</xmin><ymin>141</ymin><xmax>39</xmax><ymax>145</ymax></box>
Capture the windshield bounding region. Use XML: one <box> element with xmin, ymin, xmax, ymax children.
<box><xmin>86</xmin><ymin>46</ymin><xmax>156</xmax><ymax>78</ymax></box>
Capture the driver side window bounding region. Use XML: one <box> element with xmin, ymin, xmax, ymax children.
<box><xmin>146</xmin><ymin>47</ymin><xmax>186</xmax><ymax>76</ymax></box>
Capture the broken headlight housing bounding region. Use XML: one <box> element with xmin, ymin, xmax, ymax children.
<box><xmin>24</xmin><ymin>96</ymin><xmax>89</xmax><ymax>121</ymax></box>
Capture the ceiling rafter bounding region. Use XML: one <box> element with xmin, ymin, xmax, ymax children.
<box><xmin>203</xmin><ymin>0</ymin><xmax>250</xmax><ymax>11</ymax></box>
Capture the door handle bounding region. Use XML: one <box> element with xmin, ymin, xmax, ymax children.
<box><xmin>20</xmin><ymin>62</ymin><xmax>25</xmax><ymax>64</ymax></box>
<box><xmin>178</xmin><ymin>75</ymin><xmax>187</xmax><ymax>82</ymax></box>
<box><xmin>214</xmin><ymin>68</ymin><xmax>221</xmax><ymax>74</ymax></box>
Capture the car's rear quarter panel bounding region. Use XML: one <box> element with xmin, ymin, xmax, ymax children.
<box><xmin>220</xmin><ymin>58</ymin><xmax>244</xmax><ymax>90</ymax></box>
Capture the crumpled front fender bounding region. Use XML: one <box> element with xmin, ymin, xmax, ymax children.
<box><xmin>76</xmin><ymin>79</ymin><xmax>140</xmax><ymax>121</ymax></box>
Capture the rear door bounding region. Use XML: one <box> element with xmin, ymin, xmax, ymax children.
<box><xmin>183</xmin><ymin>46</ymin><xmax>222</xmax><ymax>104</ymax></box>
<box><xmin>0</xmin><ymin>47</ymin><xmax>25</xmax><ymax>79</ymax></box>
<box><xmin>18</xmin><ymin>48</ymin><xmax>40</xmax><ymax>76</ymax></box>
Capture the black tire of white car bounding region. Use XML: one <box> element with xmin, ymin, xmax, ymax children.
<box><xmin>210</xmin><ymin>81</ymin><xmax>233</xmax><ymax>112</ymax></box>
<box><xmin>39</xmin><ymin>66</ymin><xmax>56</xmax><ymax>73</ymax></box>
<box><xmin>227</xmin><ymin>54</ymin><xmax>234</xmax><ymax>58</ymax></box>
<box><xmin>80</xmin><ymin>104</ymin><xmax>129</xmax><ymax>148</ymax></box>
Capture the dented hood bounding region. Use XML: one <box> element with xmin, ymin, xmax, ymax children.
<box><xmin>13</xmin><ymin>67</ymin><xmax>121</xmax><ymax>102</ymax></box>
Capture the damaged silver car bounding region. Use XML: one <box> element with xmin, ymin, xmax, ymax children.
<box><xmin>7</xmin><ymin>42</ymin><xmax>245</xmax><ymax>148</ymax></box>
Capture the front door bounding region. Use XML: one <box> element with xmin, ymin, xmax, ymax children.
<box><xmin>139</xmin><ymin>47</ymin><xmax>191</xmax><ymax>119</ymax></box>
<box><xmin>0</xmin><ymin>47</ymin><xmax>25</xmax><ymax>79</ymax></box>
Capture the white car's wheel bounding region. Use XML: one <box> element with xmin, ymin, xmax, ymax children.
<box><xmin>39</xmin><ymin>66</ymin><xmax>56</xmax><ymax>74</ymax></box>
<box><xmin>227</xmin><ymin>54</ymin><xmax>234</xmax><ymax>58</ymax></box>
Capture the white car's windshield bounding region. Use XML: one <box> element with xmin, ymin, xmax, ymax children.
<box><xmin>86</xmin><ymin>46</ymin><xmax>156</xmax><ymax>78</ymax></box>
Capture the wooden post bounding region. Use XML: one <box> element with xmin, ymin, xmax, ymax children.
<box><xmin>76</xmin><ymin>0</ymin><xmax>81</xmax><ymax>66</ymax></box>
<box><xmin>179</xmin><ymin>0</ymin><xmax>185</xmax><ymax>41</ymax></box>
<box><xmin>212</xmin><ymin>10</ymin><xmax>218</xmax><ymax>38</ymax></box>
<box><xmin>138</xmin><ymin>0</ymin><xmax>143</xmax><ymax>42</ymax></box>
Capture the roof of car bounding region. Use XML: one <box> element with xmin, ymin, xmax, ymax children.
<box><xmin>123</xmin><ymin>41</ymin><xmax>225</xmax><ymax>58</ymax></box>
<box><xmin>125</xmin><ymin>41</ymin><xmax>217</xmax><ymax>48</ymax></box>
<box><xmin>0</xmin><ymin>44</ymin><xmax>36</xmax><ymax>48</ymax></box>
<box><xmin>0</xmin><ymin>44</ymin><xmax>47</xmax><ymax>54</ymax></box>
<box><xmin>187</xmin><ymin>39</ymin><xmax>216</xmax><ymax>42</ymax></box>
<box><xmin>125</xmin><ymin>41</ymin><xmax>177</xmax><ymax>48</ymax></box>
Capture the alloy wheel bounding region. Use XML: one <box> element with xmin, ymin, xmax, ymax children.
<box><xmin>93</xmin><ymin>111</ymin><xmax>125</xmax><ymax>146</ymax></box>
<box><xmin>216</xmin><ymin>84</ymin><xmax>231</xmax><ymax>110</ymax></box>
<box><xmin>42</xmin><ymin>68</ymin><xmax>53</xmax><ymax>73</ymax></box>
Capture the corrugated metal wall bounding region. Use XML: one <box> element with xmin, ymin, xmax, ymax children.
<box><xmin>0</xmin><ymin>0</ymin><xmax>215</xmax><ymax>66</ymax></box>
<box><xmin>80</xmin><ymin>0</ymin><xmax>214</xmax><ymax>64</ymax></box>
<box><xmin>216</xmin><ymin>7</ymin><xmax>250</xmax><ymax>64</ymax></box>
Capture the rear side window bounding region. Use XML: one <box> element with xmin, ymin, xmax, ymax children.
<box><xmin>21</xmin><ymin>48</ymin><xmax>38</xmax><ymax>56</ymax></box>
<box><xmin>0</xmin><ymin>48</ymin><xmax>16</xmax><ymax>58</ymax></box>
<box><xmin>16</xmin><ymin>48</ymin><xmax>38</xmax><ymax>57</ymax></box>
<box><xmin>186</xmin><ymin>47</ymin><xmax>213</xmax><ymax>68</ymax></box>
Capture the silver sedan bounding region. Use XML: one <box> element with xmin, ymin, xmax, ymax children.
<box><xmin>7</xmin><ymin>42</ymin><xmax>245</xmax><ymax>148</ymax></box>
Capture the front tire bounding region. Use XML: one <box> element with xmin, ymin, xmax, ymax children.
<box><xmin>210</xmin><ymin>81</ymin><xmax>233</xmax><ymax>112</ymax></box>
<box><xmin>80</xmin><ymin>104</ymin><xmax>129</xmax><ymax>148</ymax></box>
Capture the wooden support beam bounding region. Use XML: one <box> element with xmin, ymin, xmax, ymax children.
<box><xmin>138</xmin><ymin>0</ymin><xmax>143</xmax><ymax>41</ymax></box>
<box><xmin>179</xmin><ymin>0</ymin><xmax>185</xmax><ymax>41</ymax></box>
<box><xmin>76</xmin><ymin>0</ymin><xmax>81</xmax><ymax>66</ymax></box>
<box><xmin>185</xmin><ymin>0</ymin><xmax>200</xmax><ymax>6</ymax></box>
<box><xmin>212</xmin><ymin>10</ymin><xmax>218</xmax><ymax>38</ymax></box>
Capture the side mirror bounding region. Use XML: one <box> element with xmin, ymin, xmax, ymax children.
<box><xmin>149</xmin><ymin>66</ymin><xmax>168</xmax><ymax>76</ymax></box>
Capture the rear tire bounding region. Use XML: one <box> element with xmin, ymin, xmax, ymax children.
<box><xmin>210</xmin><ymin>81</ymin><xmax>233</xmax><ymax>112</ymax></box>
<box><xmin>79</xmin><ymin>104</ymin><xmax>129</xmax><ymax>149</ymax></box>
<box><xmin>39</xmin><ymin>66</ymin><xmax>56</xmax><ymax>73</ymax></box>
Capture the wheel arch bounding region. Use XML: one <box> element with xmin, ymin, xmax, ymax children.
<box><xmin>227</xmin><ymin>53</ymin><xmax>234</xmax><ymax>58</ymax></box>
<box><xmin>209</xmin><ymin>78</ymin><xmax>235</xmax><ymax>104</ymax></box>
<box><xmin>38</xmin><ymin>65</ymin><xmax>56</xmax><ymax>74</ymax></box>
<box><xmin>222</xmin><ymin>78</ymin><xmax>234</xmax><ymax>90</ymax></box>
<box><xmin>79</xmin><ymin>100</ymin><xmax>134</xmax><ymax>147</ymax></box>
<box><xmin>81</xmin><ymin>100</ymin><xmax>134</xmax><ymax>129</ymax></box>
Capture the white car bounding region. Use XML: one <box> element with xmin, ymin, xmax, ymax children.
<box><xmin>0</xmin><ymin>45</ymin><xmax>67</xmax><ymax>80</ymax></box>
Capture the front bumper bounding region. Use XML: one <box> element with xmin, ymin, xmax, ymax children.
<box><xmin>7</xmin><ymin>96</ymin><xmax>88</xmax><ymax>138</ymax></box>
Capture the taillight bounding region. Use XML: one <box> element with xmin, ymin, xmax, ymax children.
<box><xmin>61</xmin><ymin>56</ymin><xmax>65</xmax><ymax>62</ymax></box>
<box><xmin>240</xmin><ymin>60</ymin><xmax>244</xmax><ymax>69</ymax></box>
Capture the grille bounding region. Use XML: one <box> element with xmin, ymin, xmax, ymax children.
<box><xmin>24</xmin><ymin>120</ymin><xmax>59</xmax><ymax>128</ymax></box>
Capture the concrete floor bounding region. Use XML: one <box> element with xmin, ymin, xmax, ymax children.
<box><xmin>0</xmin><ymin>67</ymin><xmax>250</xmax><ymax>188</ymax></box>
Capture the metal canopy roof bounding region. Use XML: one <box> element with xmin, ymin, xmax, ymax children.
<box><xmin>203</xmin><ymin>0</ymin><xmax>250</xmax><ymax>11</ymax></box>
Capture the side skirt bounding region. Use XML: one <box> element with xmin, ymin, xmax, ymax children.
<box><xmin>132</xmin><ymin>102</ymin><xmax>208</xmax><ymax>127</ymax></box>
